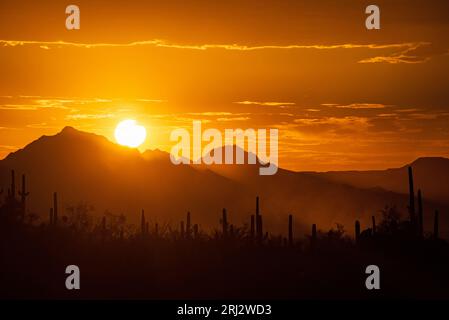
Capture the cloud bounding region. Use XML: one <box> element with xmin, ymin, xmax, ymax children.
<box><xmin>325</xmin><ymin>103</ymin><xmax>389</xmax><ymax>109</ymax></box>
<box><xmin>396</xmin><ymin>108</ymin><xmax>420</xmax><ymax>113</ymax></box>
<box><xmin>0</xmin><ymin>96</ymin><xmax>165</xmax><ymax>114</ymax></box>
<box><xmin>25</xmin><ymin>123</ymin><xmax>61</xmax><ymax>129</ymax></box>
<box><xmin>216</xmin><ymin>117</ymin><xmax>250</xmax><ymax>122</ymax></box>
<box><xmin>187</xmin><ymin>112</ymin><xmax>233</xmax><ymax>116</ymax></box>
<box><xmin>408</xmin><ymin>113</ymin><xmax>439</xmax><ymax>120</ymax></box>
<box><xmin>235</xmin><ymin>101</ymin><xmax>296</xmax><ymax>107</ymax></box>
<box><xmin>0</xmin><ymin>104</ymin><xmax>42</xmax><ymax>110</ymax></box>
<box><xmin>0</xmin><ymin>39</ymin><xmax>416</xmax><ymax>50</ymax></box>
<box><xmin>377</xmin><ymin>113</ymin><xmax>398</xmax><ymax>118</ymax></box>
<box><xmin>0</xmin><ymin>144</ymin><xmax>18</xmax><ymax>150</ymax></box>
<box><xmin>66</xmin><ymin>113</ymin><xmax>114</xmax><ymax>120</ymax></box>
<box><xmin>358</xmin><ymin>42</ymin><xmax>435</xmax><ymax>64</ymax></box>
<box><xmin>0</xmin><ymin>39</ymin><xmax>437</xmax><ymax>64</ymax></box>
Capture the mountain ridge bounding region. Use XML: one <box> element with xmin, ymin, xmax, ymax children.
<box><xmin>1</xmin><ymin>127</ymin><xmax>447</xmax><ymax>236</ymax></box>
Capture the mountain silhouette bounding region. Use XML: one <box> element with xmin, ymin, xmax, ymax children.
<box><xmin>0</xmin><ymin>127</ymin><xmax>447</xmax><ymax>235</ymax></box>
<box><xmin>309</xmin><ymin>157</ymin><xmax>449</xmax><ymax>206</ymax></box>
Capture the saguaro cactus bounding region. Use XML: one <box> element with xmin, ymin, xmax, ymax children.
<box><xmin>372</xmin><ymin>216</ymin><xmax>376</xmax><ymax>234</ymax></box>
<box><xmin>311</xmin><ymin>224</ymin><xmax>317</xmax><ymax>250</ymax></box>
<box><xmin>408</xmin><ymin>166</ymin><xmax>416</xmax><ymax>227</ymax></box>
<box><xmin>18</xmin><ymin>174</ymin><xmax>30</xmax><ymax>219</ymax></box>
<box><xmin>186</xmin><ymin>211</ymin><xmax>191</xmax><ymax>238</ymax></box>
<box><xmin>255</xmin><ymin>196</ymin><xmax>263</xmax><ymax>241</ymax></box>
<box><xmin>417</xmin><ymin>189</ymin><xmax>424</xmax><ymax>237</ymax></box>
<box><xmin>193</xmin><ymin>224</ymin><xmax>198</xmax><ymax>238</ymax></box>
<box><xmin>288</xmin><ymin>214</ymin><xmax>293</xmax><ymax>246</ymax></box>
<box><xmin>256</xmin><ymin>196</ymin><xmax>259</xmax><ymax>216</ymax></box>
<box><xmin>255</xmin><ymin>196</ymin><xmax>260</xmax><ymax>232</ymax></box>
<box><xmin>53</xmin><ymin>192</ymin><xmax>58</xmax><ymax>225</ymax></box>
<box><xmin>355</xmin><ymin>220</ymin><xmax>361</xmax><ymax>242</ymax></box>
<box><xmin>434</xmin><ymin>210</ymin><xmax>439</xmax><ymax>239</ymax></box>
<box><xmin>222</xmin><ymin>208</ymin><xmax>228</xmax><ymax>238</ymax></box>
<box><xmin>257</xmin><ymin>215</ymin><xmax>263</xmax><ymax>242</ymax></box>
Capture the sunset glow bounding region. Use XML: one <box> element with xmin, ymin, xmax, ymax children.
<box><xmin>114</xmin><ymin>120</ymin><xmax>147</xmax><ymax>148</ymax></box>
<box><xmin>0</xmin><ymin>1</ymin><xmax>448</xmax><ymax>171</ymax></box>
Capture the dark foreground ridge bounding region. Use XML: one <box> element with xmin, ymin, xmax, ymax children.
<box><xmin>1</xmin><ymin>166</ymin><xmax>449</xmax><ymax>299</ymax></box>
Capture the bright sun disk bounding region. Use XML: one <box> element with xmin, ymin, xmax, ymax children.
<box><xmin>114</xmin><ymin>119</ymin><xmax>147</xmax><ymax>148</ymax></box>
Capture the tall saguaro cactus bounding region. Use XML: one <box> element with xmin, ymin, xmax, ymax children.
<box><xmin>355</xmin><ymin>220</ymin><xmax>361</xmax><ymax>243</ymax></box>
<box><xmin>256</xmin><ymin>196</ymin><xmax>259</xmax><ymax>216</ymax></box>
<box><xmin>222</xmin><ymin>208</ymin><xmax>228</xmax><ymax>238</ymax></box>
<box><xmin>53</xmin><ymin>192</ymin><xmax>58</xmax><ymax>225</ymax></box>
<box><xmin>371</xmin><ymin>216</ymin><xmax>376</xmax><ymax>235</ymax></box>
<box><xmin>255</xmin><ymin>196</ymin><xmax>263</xmax><ymax>242</ymax></box>
<box><xmin>18</xmin><ymin>174</ymin><xmax>30</xmax><ymax>219</ymax></box>
<box><xmin>257</xmin><ymin>215</ymin><xmax>263</xmax><ymax>243</ymax></box>
<box><xmin>255</xmin><ymin>196</ymin><xmax>259</xmax><ymax>234</ymax></box>
<box><xmin>408</xmin><ymin>166</ymin><xmax>416</xmax><ymax>228</ymax></box>
<box><xmin>311</xmin><ymin>224</ymin><xmax>317</xmax><ymax>250</ymax></box>
<box><xmin>288</xmin><ymin>214</ymin><xmax>293</xmax><ymax>247</ymax></box>
<box><xmin>193</xmin><ymin>224</ymin><xmax>199</xmax><ymax>239</ymax></box>
<box><xmin>417</xmin><ymin>189</ymin><xmax>424</xmax><ymax>237</ymax></box>
<box><xmin>186</xmin><ymin>211</ymin><xmax>191</xmax><ymax>239</ymax></box>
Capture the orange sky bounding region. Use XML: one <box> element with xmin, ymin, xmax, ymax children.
<box><xmin>1</xmin><ymin>0</ymin><xmax>448</xmax><ymax>171</ymax></box>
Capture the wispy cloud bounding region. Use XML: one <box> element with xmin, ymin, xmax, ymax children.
<box><xmin>66</xmin><ymin>113</ymin><xmax>115</xmax><ymax>120</ymax></box>
<box><xmin>0</xmin><ymin>39</ymin><xmax>436</xmax><ymax>64</ymax></box>
<box><xmin>216</xmin><ymin>117</ymin><xmax>250</xmax><ymax>122</ymax></box>
<box><xmin>294</xmin><ymin>116</ymin><xmax>370</xmax><ymax>127</ymax></box>
<box><xmin>358</xmin><ymin>42</ymin><xmax>433</xmax><ymax>64</ymax></box>
<box><xmin>0</xmin><ymin>96</ymin><xmax>166</xmax><ymax>113</ymax></box>
<box><xmin>395</xmin><ymin>108</ymin><xmax>420</xmax><ymax>113</ymax></box>
<box><xmin>235</xmin><ymin>101</ymin><xmax>296</xmax><ymax>107</ymax></box>
<box><xmin>0</xmin><ymin>144</ymin><xmax>18</xmax><ymax>150</ymax></box>
<box><xmin>0</xmin><ymin>104</ymin><xmax>42</xmax><ymax>110</ymax></box>
<box><xmin>25</xmin><ymin>123</ymin><xmax>61</xmax><ymax>129</ymax></box>
<box><xmin>186</xmin><ymin>112</ymin><xmax>233</xmax><ymax>116</ymax></box>
<box><xmin>0</xmin><ymin>39</ymin><xmax>420</xmax><ymax>50</ymax></box>
<box><xmin>325</xmin><ymin>103</ymin><xmax>389</xmax><ymax>109</ymax></box>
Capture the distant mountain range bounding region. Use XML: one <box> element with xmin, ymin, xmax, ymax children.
<box><xmin>305</xmin><ymin>157</ymin><xmax>449</xmax><ymax>206</ymax></box>
<box><xmin>1</xmin><ymin>127</ymin><xmax>447</xmax><ymax>237</ymax></box>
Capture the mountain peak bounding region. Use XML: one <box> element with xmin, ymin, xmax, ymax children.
<box><xmin>410</xmin><ymin>157</ymin><xmax>449</xmax><ymax>166</ymax></box>
<box><xmin>54</xmin><ymin>126</ymin><xmax>108</xmax><ymax>143</ymax></box>
<box><xmin>60</xmin><ymin>126</ymin><xmax>78</xmax><ymax>134</ymax></box>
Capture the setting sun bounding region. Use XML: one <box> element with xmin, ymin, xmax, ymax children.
<box><xmin>114</xmin><ymin>119</ymin><xmax>147</xmax><ymax>148</ymax></box>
